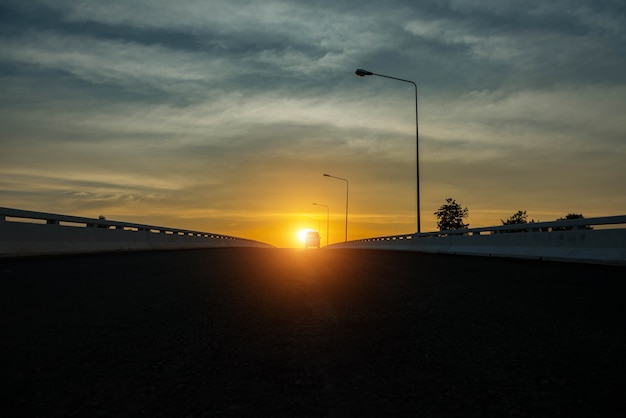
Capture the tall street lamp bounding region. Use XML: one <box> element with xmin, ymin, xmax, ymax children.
<box><xmin>355</xmin><ymin>68</ymin><xmax>421</xmax><ymax>233</ymax></box>
<box><xmin>323</xmin><ymin>173</ymin><xmax>349</xmax><ymax>242</ymax></box>
<box><xmin>312</xmin><ymin>202</ymin><xmax>329</xmax><ymax>246</ymax></box>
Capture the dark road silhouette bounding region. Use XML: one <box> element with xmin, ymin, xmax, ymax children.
<box><xmin>2</xmin><ymin>248</ymin><xmax>625</xmax><ymax>417</ymax></box>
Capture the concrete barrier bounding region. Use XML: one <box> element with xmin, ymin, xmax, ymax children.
<box><xmin>327</xmin><ymin>215</ymin><xmax>626</xmax><ymax>266</ymax></box>
<box><xmin>3</xmin><ymin>207</ymin><xmax>624</xmax><ymax>265</ymax></box>
<box><xmin>0</xmin><ymin>207</ymin><xmax>273</xmax><ymax>257</ymax></box>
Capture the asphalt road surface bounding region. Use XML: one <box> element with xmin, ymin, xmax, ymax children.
<box><xmin>2</xmin><ymin>248</ymin><xmax>625</xmax><ymax>417</ymax></box>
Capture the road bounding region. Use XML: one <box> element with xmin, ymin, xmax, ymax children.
<box><xmin>2</xmin><ymin>248</ymin><xmax>625</xmax><ymax>417</ymax></box>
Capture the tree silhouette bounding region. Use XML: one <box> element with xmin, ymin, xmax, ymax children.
<box><xmin>553</xmin><ymin>213</ymin><xmax>592</xmax><ymax>231</ymax></box>
<box><xmin>500</xmin><ymin>210</ymin><xmax>537</xmax><ymax>233</ymax></box>
<box><xmin>501</xmin><ymin>210</ymin><xmax>529</xmax><ymax>225</ymax></box>
<box><xmin>557</xmin><ymin>213</ymin><xmax>584</xmax><ymax>221</ymax></box>
<box><xmin>434</xmin><ymin>198</ymin><xmax>469</xmax><ymax>231</ymax></box>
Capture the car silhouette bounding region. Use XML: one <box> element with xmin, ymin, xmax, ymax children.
<box><xmin>304</xmin><ymin>231</ymin><xmax>321</xmax><ymax>248</ymax></box>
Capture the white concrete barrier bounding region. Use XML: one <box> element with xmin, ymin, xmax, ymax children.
<box><xmin>0</xmin><ymin>207</ymin><xmax>273</xmax><ymax>257</ymax></box>
<box><xmin>327</xmin><ymin>215</ymin><xmax>626</xmax><ymax>266</ymax></box>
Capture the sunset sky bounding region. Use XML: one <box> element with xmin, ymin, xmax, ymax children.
<box><xmin>1</xmin><ymin>0</ymin><xmax>625</xmax><ymax>248</ymax></box>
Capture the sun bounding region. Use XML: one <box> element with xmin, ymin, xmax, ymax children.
<box><xmin>297</xmin><ymin>228</ymin><xmax>314</xmax><ymax>243</ymax></box>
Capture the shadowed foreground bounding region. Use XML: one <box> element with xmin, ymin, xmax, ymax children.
<box><xmin>2</xmin><ymin>248</ymin><xmax>625</xmax><ymax>417</ymax></box>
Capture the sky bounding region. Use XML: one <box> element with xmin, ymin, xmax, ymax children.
<box><xmin>1</xmin><ymin>0</ymin><xmax>625</xmax><ymax>248</ymax></box>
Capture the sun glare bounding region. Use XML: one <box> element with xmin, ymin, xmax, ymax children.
<box><xmin>297</xmin><ymin>228</ymin><xmax>314</xmax><ymax>243</ymax></box>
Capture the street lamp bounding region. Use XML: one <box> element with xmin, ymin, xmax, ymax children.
<box><xmin>355</xmin><ymin>68</ymin><xmax>421</xmax><ymax>233</ymax></box>
<box><xmin>323</xmin><ymin>173</ymin><xmax>349</xmax><ymax>241</ymax></box>
<box><xmin>312</xmin><ymin>202</ymin><xmax>329</xmax><ymax>246</ymax></box>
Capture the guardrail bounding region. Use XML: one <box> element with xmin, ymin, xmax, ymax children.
<box><xmin>0</xmin><ymin>207</ymin><xmax>273</xmax><ymax>257</ymax></box>
<box><xmin>326</xmin><ymin>215</ymin><xmax>626</xmax><ymax>266</ymax></box>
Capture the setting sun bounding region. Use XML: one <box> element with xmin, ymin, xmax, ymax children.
<box><xmin>297</xmin><ymin>228</ymin><xmax>314</xmax><ymax>243</ymax></box>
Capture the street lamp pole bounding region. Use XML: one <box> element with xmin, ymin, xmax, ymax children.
<box><xmin>312</xmin><ymin>202</ymin><xmax>329</xmax><ymax>246</ymax></box>
<box><xmin>323</xmin><ymin>173</ymin><xmax>349</xmax><ymax>242</ymax></box>
<box><xmin>355</xmin><ymin>68</ymin><xmax>420</xmax><ymax>233</ymax></box>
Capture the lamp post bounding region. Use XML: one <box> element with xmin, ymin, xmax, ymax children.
<box><xmin>312</xmin><ymin>202</ymin><xmax>329</xmax><ymax>246</ymax></box>
<box><xmin>323</xmin><ymin>173</ymin><xmax>349</xmax><ymax>242</ymax></box>
<box><xmin>355</xmin><ymin>68</ymin><xmax>421</xmax><ymax>233</ymax></box>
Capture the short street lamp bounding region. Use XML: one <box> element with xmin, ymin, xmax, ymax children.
<box><xmin>313</xmin><ymin>202</ymin><xmax>329</xmax><ymax>246</ymax></box>
<box><xmin>355</xmin><ymin>68</ymin><xmax>421</xmax><ymax>233</ymax></box>
<box><xmin>323</xmin><ymin>173</ymin><xmax>349</xmax><ymax>242</ymax></box>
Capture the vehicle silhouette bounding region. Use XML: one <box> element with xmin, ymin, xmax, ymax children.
<box><xmin>304</xmin><ymin>231</ymin><xmax>321</xmax><ymax>248</ymax></box>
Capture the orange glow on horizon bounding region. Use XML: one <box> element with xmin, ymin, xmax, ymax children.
<box><xmin>100</xmin><ymin>207</ymin><xmax>597</xmax><ymax>249</ymax></box>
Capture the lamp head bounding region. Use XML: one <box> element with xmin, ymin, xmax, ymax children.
<box><xmin>355</xmin><ymin>68</ymin><xmax>373</xmax><ymax>77</ymax></box>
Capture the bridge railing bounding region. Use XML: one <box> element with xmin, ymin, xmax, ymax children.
<box><xmin>327</xmin><ymin>215</ymin><xmax>626</xmax><ymax>266</ymax></box>
<box><xmin>0</xmin><ymin>207</ymin><xmax>273</xmax><ymax>257</ymax></box>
